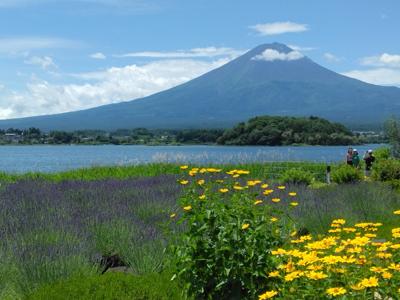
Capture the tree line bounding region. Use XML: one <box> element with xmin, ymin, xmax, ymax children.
<box><xmin>0</xmin><ymin>116</ymin><xmax>385</xmax><ymax>146</ymax></box>
<box><xmin>216</xmin><ymin>116</ymin><xmax>364</xmax><ymax>146</ymax></box>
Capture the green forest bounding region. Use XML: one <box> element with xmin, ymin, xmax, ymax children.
<box><xmin>217</xmin><ymin>116</ymin><xmax>363</xmax><ymax>146</ymax></box>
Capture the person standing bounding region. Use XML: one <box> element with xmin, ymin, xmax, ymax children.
<box><xmin>352</xmin><ymin>149</ymin><xmax>360</xmax><ymax>169</ymax></box>
<box><xmin>363</xmin><ymin>149</ymin><xmax>375</xmax><ymax>176</ymax></box>
<box><xmin>346</xmin><ymin>147</ymin><xmax>353</xmax><ymax>166</ymax></box>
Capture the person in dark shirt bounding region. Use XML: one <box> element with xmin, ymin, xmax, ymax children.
<box><xmin>363</xmin><ymin>149</ymin><xmax>375</xmax><ymax>176</ymax></box>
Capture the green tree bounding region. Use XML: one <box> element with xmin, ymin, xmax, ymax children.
<box><xmin>384</xmin><ymin>117</ymin><xmax>400</xmax><ymax>158</ymax></box>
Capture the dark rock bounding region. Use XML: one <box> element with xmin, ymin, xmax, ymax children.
<box><xmin>100</xmin><ymin>253</ymin><xmax>128</xmax><ymax>274</ymax></box>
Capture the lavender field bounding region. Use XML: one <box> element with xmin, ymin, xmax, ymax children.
<box><xmin>1</xmin><ymin>164</ymin><xmax>400</xmax><ymax>298</ymax></box>
<box><xmin>0</xmin><ymin>175</ymin><xmax>183</xmax><ymax>297</ymax></box>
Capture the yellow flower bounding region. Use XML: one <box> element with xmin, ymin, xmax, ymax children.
<box><xmin>388</xmin><ymin>263</ymin><xmax>400</xmax><ymax>271</ymax></box>
<box><xmin>394</xmin><ymin>210</ymin><xmax>400</xmax><ymax>215</ymax></box>
<box><xmin>359</xmin><ymin>276</ymin><xmax>379</xmax><ymax>288</ymax></box>
<box><xmin>326</xmin><ymin>287</ymin><xmax>346</xmax><ymax>297</ymax></box>
<box><xmin>375</xmin><ymin>252</ymin><xmax>392</xmax><ymax>259</ymax></box>
<box><xmin>271</xmin><ymin>198</ymin><xmax>281</xmax><ymax>203</ymax></box>
<box><xmin>290</xmin><ymin>202</ymin><xmax>298</xmax><ymax>207</ymax></box>
<box><xmin>263</xmin><ymin>189</ymin><xmax>274</xmax><ymax>195</ymax></box>
<box><xmin>219</xmin><ymin>188</ymin><xmax>229</xmax><ymax>193</ymax></box>
<box><xmin>236</xmin><ymin>170</ymin><xmax>250</xmax><ymax>175</ymax></box>
<box><xmin>183</xmin><ymin>205</ymin><xmax>192</xmax><ymax>211</ymax></box>
<box><xmin>261</xmin><ymin>183</ymin><xmax>269</xmax><ymax>189</ymax></box>
<box><xmin>271</xmin><ymin>248</ymin><xmax>287</xmax><ymax>256</ymax></box>
<box><xmin>197</xmin><ymin>179</ymin><xmax>205</xmax><ymax>185</ymax></box>
<box><xmin>332</xmin><ymin>219</ymin><xmax>346</xmax><ymax>225</ymax></box>
<box><xmin>288</xmin><ymin>192</ymin><xmax>297</xmax><ymax>196</ymax></box>
<box><xmin>270</xmin><ymin>217</ymin><xmax>278</xmax><ymax>222</ymax></box>
<box><xmin>381</xmin><ymin>271</ymin><xmax>392</xmax><ymax>279</ymax></box>
<box><xmin>242</xmin><ymin>223</ymin><xmax>250</xmax><ymax>230</ymax></box>
<box><xmin>180</xmin><ymin>165</ymin><xmax>188</xmax><ymax>170</ymax></box>
<box><xmin>277</xmin><ymin>186</ymin><xmax>286</xmax><ymax>190</ymax></box>
<box><xmin>342</xmin><ymin>227</ymin><xmax>356</xmax><ymax>233</ymax></box>
<box><xmin>306</xmin><ymin>271</ymin><xmax>328</xmax><ymax>280</ymax></box>
<box><xmin>233</xmin><ymin>185</ymin><xmax>245</xmax><ymax>190</ymax></box>
<box><xmin>268</xmin><ymin>271</ymin><xmax>280</xmax><ymax>278</ymax></box>
<box><xmin>284</xmin><ymin>271</ymin><xmax>303</xmax><ymax>282</ymax></box>
<box><xmin>206</xmin><ymin>168</ymin><xmax>221</xmax><ymax>173</ymax></box>
<box><xmin>179</xmin><ymin>180</ymin><xmax>189</xmax><ymax>185</ymax></box>
<box><xmin>254</xmin><ymin>200</ymin><xmax>263</xmax><ymax>205</ymax></box>
<box><xmin>258</xmin><ymin>290</ymin><xmax>278</xmax><ymax>300</ymax></box>
<box><xmin>393</xmin><ymin>228</ymin><xmax>400</xmax><ymax>238</ymax></box>
<box><xmin>365</xmin><ymin>233</ymin><xmax>377</xmax><ymax>238</ymax></box>
<box><xmin>247</xmin><ymin>180</ymin><xmax>261</xmax><ymax>186</ymax></box>
<box><xmin>350</xmin><ymin>283</ymin><xmax>364</xmax><ymax>291</ymax></box>
<box><xmin>170</xmin><ymin>213</ymin><xmax>176</xmax><ymax>218</ymax></box>
<box><xmin>199</xmin><ymin>194</ymin><xmax>206</xmax><ymax>200</ymax></box>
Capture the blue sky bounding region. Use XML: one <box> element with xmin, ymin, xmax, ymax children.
<box><xmin>0</xmin><ymin>0</ymin><xmax>399</xmax><ymax>119</ymax></box>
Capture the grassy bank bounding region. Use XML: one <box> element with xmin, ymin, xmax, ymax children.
<box><xmin>0</xmin><ymin>161</ymin><xmax>328</xmax><ymax>182</ymax></box>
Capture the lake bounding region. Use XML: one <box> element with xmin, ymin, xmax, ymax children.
<box><xmin>0</xmin><ymin>144</ymin><xmax>384</xmax><ymax>173</ymax></box>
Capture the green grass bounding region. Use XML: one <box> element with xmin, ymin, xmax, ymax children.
<box><xmin>0</xmin><ymin>161</ymin><xmax>329</xmax><ymax>183</ymax></box>
<box><xmin>288</xmin><ymin>182</ymin><xmax>400</xmax><ymax>239</ymax></box>
<box><xmin>91</xmin><ymin>221</ymin><xmax>168</xmax><ymax>275</ymax></box>
<box><xmin>27</xmin><ymin>271</ymin><xmax>184</xmax><ymax>300</ymax></box>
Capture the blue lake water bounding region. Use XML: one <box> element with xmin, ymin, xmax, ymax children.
<box><xmin>0</xmin><ymin>144</ymin><xmax>384</xmax><ymax>173</ymax></box>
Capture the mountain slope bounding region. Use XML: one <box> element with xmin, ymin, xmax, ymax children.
<box><xmin>1</xmin><ymin>43</ymin><xmax>400</xmax><ymax>131</ymax></box>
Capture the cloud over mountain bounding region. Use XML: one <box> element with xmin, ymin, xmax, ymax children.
<box><xmin>252</xmin><ymin>49</ymin><xmax>303</xmax><ymax>61</ymax></box>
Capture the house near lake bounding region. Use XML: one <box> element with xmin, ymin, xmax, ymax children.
<box><xmin>4</xmin><ymin>133</ymin><xmax>23</xmax><ymax>143</ymax></box>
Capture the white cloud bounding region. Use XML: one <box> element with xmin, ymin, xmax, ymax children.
<box><xmin>116</xmin><ymin>47</ymin><xmax>245</xmax><ymax>59</ymax></box>
<box><xmin>252</xmin><ymin>49</ymin><xmax>304</xmax><ymax>62</ymax></box>
<box><xmin>361</xmin><ymin>53</ymin><xmax>400</xmax><ymax>68</ymax></box>
<box><xmin>342</xmin><ymin>68</ymin><xmax>400</xmax><ymax>86</ymax></box>
<box><xmin>0</xmin><ymin>58</ymin><xmax>231</xmax><ymax>119</ymax></box>
<box><xmin>24</xmin><ymin>56</ymin><xmax>57</xmax><ymax>70</ymax></box>
<box><xmin>0</xmin><ymin>37</ymin><xmax>80</xmax><ymax>54</ymax></box>
<box><xmin>250</xmin><ymin>22</ymin><xmax>308</xmax><ymax>36</ymax></box>
<box><xmin>90</xmin><ymin>52</ymin><xmax>106</xmax><ymax>59</ymax></box>
<box><xmin>288</xmin><ymin>45</ymin><xmax>316</xmax><ymax>52</ymax></box>
<box><xmin>324</xmin><ymin>52</ymin><xmax>341</xmax><ymax>63</ymax></box>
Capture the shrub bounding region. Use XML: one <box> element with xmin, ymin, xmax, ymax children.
<box><xmin>331</xmin><ymin>165</ymin><xmax>362</xmax><ymax>184</ymax></box>
<box><xmin>173</xmin><ymin>168</ymin><xmax>294</xmax><ymax>300</ymax></box>
<box><xmin>280</xmin><ymin>169</ymin><xmax>314</xmax><ymax>185</ymax></box>
<box><xmin>28</xmin><ymin>272</ymin><xmax>182</xmax><ymax>300</ymax></box>
<box><xmin>372</xmin><ymin>158</ymin><xmax>400</xmax><ymax>182</ymax></box>
<box><xmin>373</xmin><ymin>147</ymin><xmax>391</xmax><ymax>160</ymax></box>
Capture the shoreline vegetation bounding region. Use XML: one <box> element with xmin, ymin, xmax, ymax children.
<box><xmin>0</xmin><ymin>116</ymin><xmax>385</xmax><ymax>146</ymax></box>
<box><xmin>0</xmin><ymin>162</ymin><xmax>328</xmax><ymax>182</ymax></box>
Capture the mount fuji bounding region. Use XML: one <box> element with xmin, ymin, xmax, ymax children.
<box><xmin>1</xmin><ymin>43</ymin><xmax>399</xmax><ymax>130</ymax></box>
